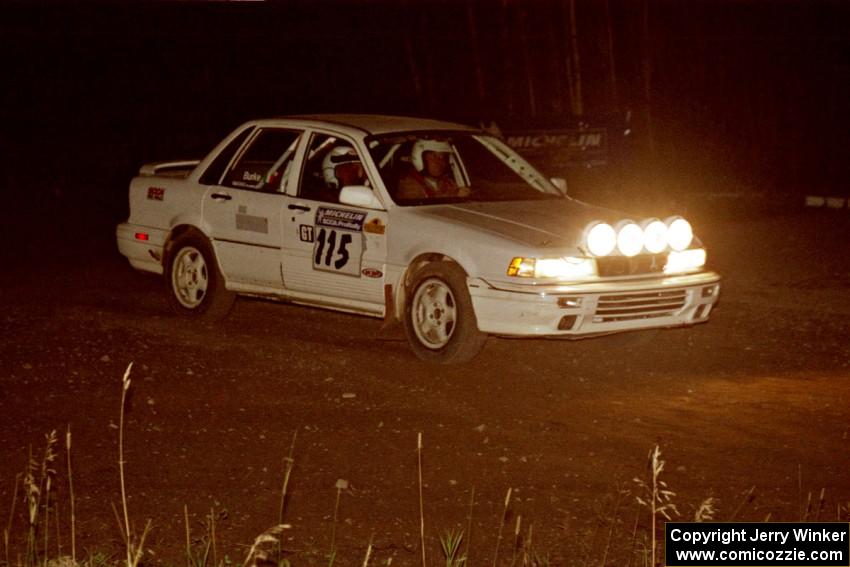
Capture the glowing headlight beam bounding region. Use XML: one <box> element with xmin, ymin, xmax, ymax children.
<box><xmin>642</xmin><ymin>218</ymin><xmax>668</xmax><ymax>254</ymax></box>
<box><xmin>507</xmin><ymin>257</ymin><xmax>596</xmax><ymax>279</ymax></box>
<box><xmin>665</xmin><ymin>248</ymin><xmax>706</xmax><ymax>273</ymax></box>
<box><xmin>585</xmin><ymin>222</ymin><xmax>617</xmax><ymax>257</ymax></box>
<box><xmin>666</xmin><ymin>217</ymin><xmax>693</xmax><ymax>251</ymax></box>
<box><xmin>535</xmin><ymin>257</ymin><xmax>596</xmax><ymax>279</ymax></box>
<box><xmin>616</xmin><ymin>221</ymin><xmax>644</xmax><ymax>257</ymax></box>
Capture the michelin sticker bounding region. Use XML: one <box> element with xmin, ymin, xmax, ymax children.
<box><xmin>312</xmin><ymin>207</ymin><xmax>365</xmax><ymax>277</ymax></box>
<box><xmin>316</xmin><ymin>207</ymin><xmax>366</xmax><ymax>231</ymax></box>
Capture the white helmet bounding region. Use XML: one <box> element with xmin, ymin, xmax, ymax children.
<box><xmin>322</xmin><ymin>146</ymin><xmax>360</xmax><ymax>189</ymax></box>
<box><xmin>411</xmin><ymin>139</ymin><xmax>452</xmax><ymax>172</ymax></box>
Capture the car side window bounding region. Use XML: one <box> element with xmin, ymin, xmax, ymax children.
<box><xmin>222</xmin><ymin>129</ymin><xmax>302</xmax><ymax>192</ymax></box>
<box><xmin>299</xmin><ymin>134</ymin><xmax>368</xmax><ymax>203</ymax></box>
<box><xmin>199</xmin><ymin>126</ymin><xmax>254</xmax><ymax>186</ymax></box>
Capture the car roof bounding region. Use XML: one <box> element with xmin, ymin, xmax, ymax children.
<box><xmin>258</xmin><ymin>114</ymin><xmax>480</xmax><ymax>136</ymax></box>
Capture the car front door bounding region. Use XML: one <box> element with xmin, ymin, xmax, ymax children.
<box><xmin>281</xmin><ymin>132</ymin><xmax>388</xmax><ymax>312</ymax></box>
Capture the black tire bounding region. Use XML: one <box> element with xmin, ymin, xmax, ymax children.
<box><xmin>403</xmin><ymin>262</ymin><xmax>487</xmax><ymax>364</ymax></box>
<box><xmin>163</xmin><ymin>232</ymin><xmax>235</xmax><ymax>320</ymax></box>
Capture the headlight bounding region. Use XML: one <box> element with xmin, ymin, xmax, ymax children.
<box><xmin>665</xmin><ymin>248</ymin><xmax>706</xmax><ymax>273</ymax></box>
<box><xmin>508</xmin><ymin>256</ymin><xmax>596</xmax><ymax>279</ymax></box>
<box><xmin>666</xmin><ymin>216</ymin><xmax>693</xmax><ymax>251</ymax></box>
<box><xmin>642</xmin><ymin>218</ymin><xmax>668</xmax><ymax>254</ymax></box>
<box><xmin>585</xmin><ymin>222</ymin><xmax>617</xmax><ymax>257</ymax></box>
<box><xmin>616</xmin><ymin>220</ymin><xmax>644</xmax><ymax>257</ymax></box>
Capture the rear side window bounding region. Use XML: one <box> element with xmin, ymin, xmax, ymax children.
<box><xmin>199</xmin><ymin>126</ymin><xmax>254</xmax><ymax>186</ymax></box>
<box><xmin>223</xmin><ymin>129</ymin><xmax>302</xmax><ymax>192</ymax></box>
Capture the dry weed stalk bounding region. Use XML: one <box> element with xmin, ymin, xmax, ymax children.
<box><xmin>4</xmin><ymin>472</ymin><xmax>22</xmax><ymax>567</ymax></box>
<box><xmin>814</xmin><ymin>488</ymin><xmax>826</xmax><ymax>522</ymax></box>
<box><xmin>329</xmin><ymin>478</ymin><xmax>349</xmax><ymax>566</ymax></box>
<box><xmin>601</xmin><ymin>486</ymin><xmax>628</xmax><ymax>567</ymax></box>
<box><xmin>361</xmin><ymin>534</ymin><xmax>374</xmax><ymax>567</ymax></box>
<box><xmin>278</xmin><ymin>431</ymin><xmax>298</xmax><ymax>526</ymax></box>
<box><xmin>208</xmin><ymin>508</ymin><xmax>217</xmax><ymax>567</ymax></box>
<box><xmin>510</xmin><ymin>515</ymin><xmax>522</xmax><ymax>566</ymax></box>
<box><xmin>492</xmin><ymin>487</ymin><xmax>512</xmax><ymax>567</ymax></box>
<box><xmin>243</xmin><ymin>524</ymin><xmax>290</xmax><ymax>567</ymax></box>
<box><xmin>417</xmin><ymin>433</ymin><xmax>426</xmax><ymax>567</ymax></box>
<box><xmin>183</xmin><ymin>505</ymin><xmax>219</xmax><ymax>567</ymax></box>
<box><xmin>118</xmin><ymin>363</ymin><xmax>151</xmax><ymax>567</ymax></box>
<box><xmin>464</xmin><ymin>486</ymin><xmax>475</xmax><ymax>562</ymax></box>
<box><xmin>728</xmin><ymin>486</ymin><xmax>755</xmax><ymax>521</ymax></box>
<box><xmin>633</xmin><ymin>445</ymin><xmax>678</xmax><ymax>567</ymax></box>
<box><xmin>65</xmin><ymin>426</ymin><xmax>76</xmax><ymax>564</ymax></box>
<box><xmin>694</xmin><ymin>497</ymin><xmax>717</xmax><ymax>522</ymax></box>
<box><xmin>23</xmin><ymin>430</ymin><xmax>58</xmax><ymax>566</ymax></box>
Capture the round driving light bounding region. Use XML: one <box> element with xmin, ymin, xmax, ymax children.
<box><xmin>642</xmin><ymin>219</ymin><xmax>668</xmax><ymax>254</ymax></box>
<box><xmin>616</xmin><ymin>221</ymin><xmax>644</xmax><ymax>257</ymax></box>
<box><xmin>586</xmin><ymin>222</ymin><xmax>616</xmax><ymax>257</ymax></box>
<box><xmin>666</xmin><ymin>217</ymin><xmax>693</xmax><ymax>251</ymax></box>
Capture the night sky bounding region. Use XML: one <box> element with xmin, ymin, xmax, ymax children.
<box><xmin>2</xmin><ymin>0</ymin><xmax>849</xmax><ymax>242</ymax></box>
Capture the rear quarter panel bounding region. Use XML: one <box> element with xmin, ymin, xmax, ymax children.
<box><xmin>127</xmin><ymin>176</ymin><xmax>208</xmax><ymax>233</ymax></box>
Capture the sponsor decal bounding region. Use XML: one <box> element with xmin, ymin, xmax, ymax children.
<box><xmin>299</xmin><ymin>224</ymin><xmax>314</xmax><ymax>243</ymax></box>
<box><xmin>361</xmin><ymin>267</ymin><xmax>383</xmax><ymax>278</ymax></box>
<box><xmin>505</xmin><ymin>129</ymin><xmax>605</xmax><ymax>151</ymax></box>
<box><xmin>147</xmin><ymin>187</ymin><xmax>165</xmax><ymax>201</ymax></box>
<box><xmin>363</xmin><ymin>218</ymin><xmax>386</xmax><ymax>235</ymax></box>
<box><xmin>242</xmin><ymin>170</ymin><xmax>263</xmax><ymax>183</ymax></box>
<box><xmin>316</xmin><ymin>207</ymin><xmax>366</xmax><ymax>232</ymax></box>
<box><xmin>504</xmin><ymin>128</ymin><xmax>608</xmax><ymax>168</ymax></box>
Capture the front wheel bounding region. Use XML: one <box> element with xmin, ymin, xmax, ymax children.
<box><xmin>403</xmin><ymin>262</ymin><xmax>487</xmax><ymax>364</ymax></box>
<box><xmin>164</xmin><ymin>233</ymin><xmax>235</xmax><ymax>320</ymax></box>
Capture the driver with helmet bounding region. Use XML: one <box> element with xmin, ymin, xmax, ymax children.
<box><xmin>322</xmin><ymin>146</ymin><xmax>367</xmax><ymax>199</ymax></box>
<box><xmin>396</xmin><ymin>139</ymin><xmax>470</xmax><ymax>200</ymax></box>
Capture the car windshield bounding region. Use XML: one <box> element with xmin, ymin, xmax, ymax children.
<box><xmin>366</xmin><ymin>132</ymin><xmax>563</xmax><ymax>206</ymax></box>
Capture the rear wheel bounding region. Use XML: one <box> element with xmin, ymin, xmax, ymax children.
<box><xmin>403</xmin><ymin>262</ymin><xmax>487</xmax><ymax>364</ymax></box>
<box><xmin>164</xmin><ymin>233</ymin><xmax>235</xmax><ymax>320</ymax></box>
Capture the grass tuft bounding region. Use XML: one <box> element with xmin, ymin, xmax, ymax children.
<box><xmin>439</xmin><ymin>528</ymin><xmax>466</xmax><ymax>567</ymax></box>
<box><xmin>633</xmin><ymin>445</ymin><xmax>678</xmax><ymax>567</ymax></box>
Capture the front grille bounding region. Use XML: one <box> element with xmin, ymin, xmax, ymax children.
<box><xmin>594</xmin><ymin>288</ymin><xmax>687</xmax><ymax>322</ymax></box>
<box><xmin>596</xmin><ymin>254</ymin><xmax>666</xmax><ymax>277</ymax></box>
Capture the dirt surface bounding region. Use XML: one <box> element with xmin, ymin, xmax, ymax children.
<box><xmin>1</xmin><ymin>206</ymin><xmax>849</xmax><ymax>566</ymax></box>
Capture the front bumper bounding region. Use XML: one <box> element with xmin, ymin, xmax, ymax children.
<box><xmin>468</xmin><ymin>271</ymin><xmax>721</xmax><ymax>337</ymax></box>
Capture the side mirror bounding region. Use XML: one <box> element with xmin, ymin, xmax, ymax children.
<box><xmin>339</xmin><ymin>185</ymin><xmax>383</xmax><ymax>210</ymax></box>
<box><xmin>551</xmin><ymin>177</ymin><xmax>568</xmax><ymax>196</ymax></box>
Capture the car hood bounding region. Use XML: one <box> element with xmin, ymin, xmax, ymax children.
<box><xmin>414</xmin><ymin>198</ymin><xmax>617</xmax><ymax>249</ymax></box>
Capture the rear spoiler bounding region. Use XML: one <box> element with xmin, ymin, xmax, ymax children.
<box><xmin>139</xmin><ymin>160</ymin><xmax>201</xmax><ymax>176</ymax></box>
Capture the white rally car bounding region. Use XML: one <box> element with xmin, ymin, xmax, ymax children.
<box><xmin>117</xmin><ymin>115</ymin><xmax>720</xmax><ymax>363</ymax></box>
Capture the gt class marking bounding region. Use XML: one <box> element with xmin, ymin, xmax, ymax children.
<box><xmin>362</xmin><ymin>268</ymin><xmax>383</xmax><ymax>278</ymax></box>
<box><xmin>299</xmin><ymin>224</ymin><xmax>314</xmax><ymax>242</ymax></box>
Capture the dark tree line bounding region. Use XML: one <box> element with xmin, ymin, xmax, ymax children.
<box><xmin>2</xmin><ymin>0</ymin><xmax>848</xmax><ymax>219</ymax></box>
